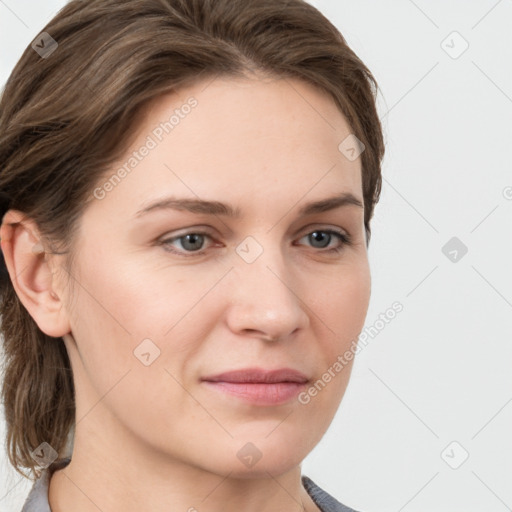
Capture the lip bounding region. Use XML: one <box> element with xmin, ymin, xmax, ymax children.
<box><xmin>201</xmin><ymin>367</ymin><xmax>309</xmax><ymax>406</ymax></box>
<box><xmin>202</xmin><ymin>368</ymin><xmax>309</xmax><ymax>384</ymax></box>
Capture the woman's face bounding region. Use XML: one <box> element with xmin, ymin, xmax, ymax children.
<box><xmin>58</xmin><ymin>75</ymin><xmax>371</xmax><ymax>477</ymax></box>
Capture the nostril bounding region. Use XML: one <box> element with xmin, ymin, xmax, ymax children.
<box><xmin>243</xmin><ymin>329</ymin><xmax>280</xmax><ymax>342</ymax></box>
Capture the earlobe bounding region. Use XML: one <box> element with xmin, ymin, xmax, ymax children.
<box><xmin>0</xmin><ymin>209</ymin><xmax>71</xmax><ymax>338</ymax></box>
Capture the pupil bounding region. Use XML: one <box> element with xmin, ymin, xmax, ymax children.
<box><xmin>182</xmin><ymin>234</ymin><xmax>203</xmax><ymax>251</ymax></box>
<box><xmin>310</xmin><ymin>231</ymin><xmax>330</xmax><ymax>248</ymax></box>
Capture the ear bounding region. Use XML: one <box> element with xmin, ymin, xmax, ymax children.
<box><xmin>0</xmin><ymin>210</ymin><xmax>71</xmax><ymax>338</ymax></box>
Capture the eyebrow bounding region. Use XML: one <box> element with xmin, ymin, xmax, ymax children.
<box><xmin>134</xmin><ymin>192</ymin><xmax>363</xmax><ymax>219</ymax></box>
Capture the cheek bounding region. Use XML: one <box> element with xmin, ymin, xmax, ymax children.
<box><xmin>65</xmin><ymin>252</ymin><xmax>224</xmax><ymax>384</ymax></box>
<box><xmin>314</xmin><ymin>260</ymin><xmax>371</xmax><ymax>343</ymax></box>
<box><xmin>64</xmin><ymin>258</ymin><xmax>198</xmax><ymax>436</ymax></box>
<box><xmin>305</xmin><ymin>261</ymin><xmax>370</xmax><ymax>402</ymax></box>
<box><xmin>72</xmin><ymin>249</ymin><xmax>213</xmax><ymax>335</ymax></box>
<box><xmin>300</xmin><ymin>269</ymin><xmax>370</xmax><ymax>427</ymax></box>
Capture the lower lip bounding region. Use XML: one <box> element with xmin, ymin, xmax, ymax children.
<box><xmin>202</xmin><ymin>381</ymin><xmax>307</xmax><ymax>405</ymax></box>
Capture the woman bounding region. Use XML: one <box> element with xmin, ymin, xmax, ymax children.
<box><xmin>0</xmin><ymin>0</ymin><xmax>385</xmax><ymax>510</ymax></box>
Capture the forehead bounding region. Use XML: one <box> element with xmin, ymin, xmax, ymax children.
<box><xmin>90</xmin><ymin>76</ymin><xmax>363</xmax><ymax>218</ymax></box>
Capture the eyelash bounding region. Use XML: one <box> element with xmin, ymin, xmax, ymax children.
<box><xmin>158</xmin><ymin>228</ymin><xmax>353</xmax><ymax>257</ymax></box>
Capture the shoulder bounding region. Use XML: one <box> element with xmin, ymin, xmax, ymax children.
<box><xmin>302</xmin><ymin>475</ymin><xmax>361</xmax><ymax>512</ymax></box>
<box><xmin>20</xmin><ymin>457</ymin><xmax>71</xmax><ymax>512</ymax></box>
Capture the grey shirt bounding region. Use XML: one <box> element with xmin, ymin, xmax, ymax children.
<box><xmin>21</xmin><ymin>458</ymin><xmax>359</xmax><ymax>512</ymax></box>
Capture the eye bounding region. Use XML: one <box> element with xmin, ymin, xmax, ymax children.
<box><xmin>296</xmin><ymin>229</ymin><xmax>352</xmax><ymax>253</ymax></box>
<box><xmin>159</xmin><ymin>231</ymin><xmax>214</xmax><ymax>255</ymax></box>
<box><xmin>158</xmin><ymin>228</ymin><xmax>352</xmax><ymax>257</ymax></box>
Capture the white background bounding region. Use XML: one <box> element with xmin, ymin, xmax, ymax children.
<box><xmin>1</xmin><ymin>1</ymin><xmax>511</xmax><ymax>511</ymax></box>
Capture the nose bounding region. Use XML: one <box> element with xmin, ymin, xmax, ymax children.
<box><xmin>224</xmin><ymin>247</ymin><xmax>310</xmax><ymax>341</ymax></box>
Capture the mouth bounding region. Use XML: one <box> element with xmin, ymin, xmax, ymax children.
<box><xmin>201</xmin><ymin>367</ymin><xmax>309</xmax><ymax>406</ymax></box>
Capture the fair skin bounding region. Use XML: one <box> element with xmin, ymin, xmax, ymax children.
<box><xmin>1</xmin><ymin>75</ymin><xmax>370</xmax><ymax>512</ymax></box>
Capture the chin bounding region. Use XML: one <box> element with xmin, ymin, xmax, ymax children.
<box><xmin>203</xmin><ymin>434</ymin><xmax>314</xmax><ymax>479</ymax></box>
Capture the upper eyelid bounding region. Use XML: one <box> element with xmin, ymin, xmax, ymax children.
<box><xmin>158</xmin><ymin>225</ymin><xmax>215</xmax><ymax>241</ymax></box>
<box><xmin>159</xmin><ymin>225</ymin><xmax>348</xmax><ymax>242</ymax></box>
<box><xmin>297</xmin><ymin>225</ymin><xmax>348</xmax><ymax>237</ymax></box>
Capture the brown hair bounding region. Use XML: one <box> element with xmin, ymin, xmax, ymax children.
<box><xmin>0</xmin><ymin>0</ymin><xmax>385</xmax><ymax>479</ymax></box>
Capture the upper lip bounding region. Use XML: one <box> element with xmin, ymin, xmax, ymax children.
<box><xmin>201</xmin><ymin>367</ymin><xmax>309</xmax><ymax>384</ymax></box>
